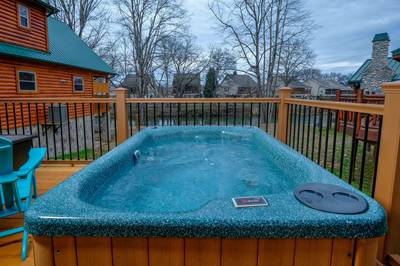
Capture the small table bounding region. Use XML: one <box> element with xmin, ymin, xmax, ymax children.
<box><xmin>0</xmin><ymin>134</ymin><xmax>38</xmax><ymax>170</ymax></box>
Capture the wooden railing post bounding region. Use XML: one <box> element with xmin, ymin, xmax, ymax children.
<box><xmin>374</xmin><ymin>81</ymin><xmax>400</xmax><ymax>262</ymax></box>
<box><xmin>277</xmin><ymin>87</ymin><xmax>293</xmax><ymax>143</ymax></box>
<box><xmin>115</xmin><ymin>88</ymin><xmax>128</xmax><ymax>144</ymax></box>
<box><xmin>335</xmin><ymin>89</ymin><xmax>341</xmax><ymax>102</ymax></box>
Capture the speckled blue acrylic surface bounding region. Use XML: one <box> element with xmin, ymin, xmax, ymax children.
<box><xmin>25</xmin><ymin>126</ymin><xmax>387</xmax><ymax>238</ymax></box>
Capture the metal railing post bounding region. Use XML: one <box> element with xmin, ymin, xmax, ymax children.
<box><xmin>374</xmin><ymin>81</ymin><xmax>400</xmax><ymax>262</ymax></box>
<box><xmin>277</xmin><ymin>87</ymin><xmax>293</xmax><ymax>143</ymax></box>
<box><xmin>115</xmin><ymin>88</ymin><xmax>128</xmax><ymax>144</ymax></box>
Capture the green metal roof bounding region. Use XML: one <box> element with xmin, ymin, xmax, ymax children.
<box><xmin>0</xmin><ymin>17</ymin><xmax>116</xmax><ymax>75</ymax></box>
<box><xmin>373</xmin><ymin>32</ymin><xmax>390</xmax><ymax>42</ymax></box>
<box><xmin>348</xmin><ymin>58</ymin><xmax>400</xmax><ymax>84</ymax></box>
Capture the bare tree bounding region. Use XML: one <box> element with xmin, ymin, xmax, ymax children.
<box><xmin>170</xmin><ymin>36</ymin><xmax>207</xmax><ymax>97</ymax></box>
<box><xmin>208</xmin><ymin>47</ymin><xmax>237</xmax><ymax>85</ymax></box>
<box><xmin>50</xmin><ymin>0</ymin><xmax>109</xmax><ymax>49</ymax></box>
<box><xmin>115</xmin><ymin>0</ymin><xmax>186</xmax><ymax>97</ymax></box>
<box><xmin>279</xmin><ymin>38</ymin><xmax>315</xmax><ymax>86</ymax></box>
<box><xmin>209</xmin><ymin>0</ymin><xmax>314</xmax><ymax>96</ymax></box>
<box><xmin>209</xmin><ymin>0</ymin><xmax>266</xmax><ymax>95</ymax></box>
<box><xmin>154</xmin><ymin>35</ymin><xmax>180</xmax><ymax>96</ymax></box>
<box><xmin>97</xmin><ymin>34</ymin><xmax>133</xmax><ymax>85</ymax></box>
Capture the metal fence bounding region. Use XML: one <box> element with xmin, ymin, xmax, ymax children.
<box><xmin>286</xmin><ymin>102</ymin><xmax>383</xmax><ymax>196</ymax></box>
<box><xmin>0</xmin><ymin>96</ymin><xmax>384</xmax><ymax>196</ymax></box>
<box><xmin>0</xmin><ymin>99</ymin><xmax>117</xmax><ymax>161</ymax></box>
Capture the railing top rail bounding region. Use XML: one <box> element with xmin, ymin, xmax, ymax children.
<box><xmin>285</xmin><ymin>98</ymin><xmax>384</xmax><ymax>115</ymax></box>
<box><xmin>125</xmin><ymin>98</ymin><xmax>280</xmax><ymax>103</ymax></box>
<box><xmin>0</xmin><ymin>98</ymin><xmax>115</xmax><ymax>103</ymax></box>
<box><xmin>0</xmin><ymin>97</ymin><xmax>280</xmax><ymax>104</ymax></box>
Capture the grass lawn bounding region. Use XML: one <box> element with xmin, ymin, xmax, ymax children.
<box><xmin>288</xmin><ymin>119</ymin><xmax>377</xmax><ymax>196</ymax></box>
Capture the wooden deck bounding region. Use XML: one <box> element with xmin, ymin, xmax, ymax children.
<box><xmin>0</xmin><ymin>164</ymin><xmax>86</xmax><ymax>266</ymax></box>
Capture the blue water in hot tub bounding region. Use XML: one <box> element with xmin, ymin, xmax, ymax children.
<box><xmin>90</xmin><ymin>130</ymin><xmax>298</xmax><ymax>213</ymax></box>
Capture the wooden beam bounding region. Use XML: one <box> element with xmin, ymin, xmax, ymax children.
<box><xmin>374</xmin><ymin>81</ymin><xmax>400</xmax><ymax>260</ymax></box>
<box><xmin>185</xmin><ymin>238</ymin><xmax>221</xmax><ymax>266</ymax></box>
<box><xmin>125</xmin><ymin>98</ymin><xmax>280</xmax><ymax>103</ymax></box>
<box><xmin>115</xmin><ymin>88</ymin><xmax>129</xmax><ymax>144</ymax></box>
<box><xmin>221</xmin><ymin>238</ymin><xmax>258</xmax><ymax>266</ymax></box>
<box><xmin>284</xmin><ymin>98</ymin><xmax>384</xmax><ymax>115</ymax></box>
<box><xmin>33</xmin><ymin>237</ymin><xmax>54</xmax><ymax>266</ymax></box>
<box><xmin>354</xmin><ymin>238</ymin><xmax>379</xmax><ymax>266</ymax></box>
<box><xmin>52</xmin><ymin>237</ymin><xmax>77</xmax><ymax>266</ymax></box>
<box><xmin>277</xmin><ymin>87</ymin><xmax>293</xmax><ymax>143</ymax></box>
<box><xmin>388</xmin><ymin>254</ymin><xmax>400</xmax><ymax>266</ymax></box>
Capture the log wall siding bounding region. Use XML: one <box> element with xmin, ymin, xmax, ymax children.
<box><xmin>0</xmin><ymin>57</ymin><xmax>107</xmax><ymax>130</ymax></box>
<box><xmin>0</xmin><ymin>0</ymin><xmax>48</xmax><ymax>52</ymax></box>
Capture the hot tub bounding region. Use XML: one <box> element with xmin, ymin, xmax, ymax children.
<box><xmin>26</xmin><ymin>126</ymin><xmax>387</xmax><ymax>266</ymax></box>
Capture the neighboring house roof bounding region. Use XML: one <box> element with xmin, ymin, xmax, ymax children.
<box><xmin>274</xmin><ymin>78</ymin><xmax>306</xmax><ymax>90</ymax></box>
<box><xmin>392</xmin><ymin>48</ymin><xmax>400</xmax><ymax>56</ymax></box>
<box><xmin>303</xmin><ymin>79</ymin><xmax>350</xmax><ymax>91</ymax></box>
<box><xmin>121</xmin><ymin>74</ymin><xmax>140</xmax><ymax>89</ymax></box>
<box><xmin>348</xmin><ymin>58</ymin><xmax>400</xmax><ymax>84</ymax></box>
<box><xmin>287</xmin><ymin>80</ymin><xmax>306</xmax><ymax>89</ymax></box>
<box><xmin>173</xmin><ymin>74</ymin><xmax>201</xmax><ymax>88</ymax></box>
<box><xmin>0</xmin><ymin>17</ymin><xmax>116</xmax><ymax>75</ymax></box>
<box><xmin>221</xmin><ymin>74</ymin><xmax>257</xmax><ymax>88</ymax></box>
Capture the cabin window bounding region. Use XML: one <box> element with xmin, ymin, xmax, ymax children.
<box><xmin>73</xmin><ymin>77</ymin><xmax>84</xmax><ymax>92</ymax></box>
<box><xmin>18</xmin><ymin>71</ymin><xmax>37</xmax><ymax>92</ymax></box>
<box><xmin>18</xmin><ymin>4</ymin><xmax>30</xmax><ymax>28</ymax></box>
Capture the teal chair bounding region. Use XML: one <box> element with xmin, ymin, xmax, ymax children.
<box><xmin>0</xmin><ymin>136</ymin><xmax>46</xmax><ymax>260</ymax></box>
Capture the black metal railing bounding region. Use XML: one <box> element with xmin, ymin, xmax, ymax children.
<box><xmin>0</xmin><ymin>97</ymin><xmax>385</xmax><ymax>195</ymax></box>
<box><xmin>126</xmin><ymin>101</ymin><xmax>279</xmax><ymax>137</ymax></box>
<box><xmin>0</xmin><ymin>100</ymin><xmax>117</xmax><ymax>161</ymax></box>
<box><xmin>286</xmin><ymin>103</ymin><xmax>383</xmax><ymax>196</ymax></box>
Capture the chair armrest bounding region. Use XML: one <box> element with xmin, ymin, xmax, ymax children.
<box><xmin>0</xmin><ymin>174</ymin><xmax>18</xmax><ymax>184</ymax></box>
<box><xmin>19</xmin><ymin>148</ymin><xmax>47</xmax><ymax>171</ymax></box>
<box><xmin>15</xmin><ymin>169</ymin><xmax>31</xmax><ymax>178</ymax></box>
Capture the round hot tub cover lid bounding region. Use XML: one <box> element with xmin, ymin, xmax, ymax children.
<box><xmin>294</xmin><ymin>183</ymin><xmax>369</xmax><ymax>214</ymax></box>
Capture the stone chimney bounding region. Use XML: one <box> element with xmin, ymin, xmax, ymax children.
<box><xmin>392</xmin><ymin>48</ymin><xmax>400</xmax><ymax>62</ymax></box>
<box><xmin>361</xmin><ymin>33</ymin><xmax>394</xmax><ymax>93</ymax></box>
<box><xmin>371</xmin><ymin>32</ymin><xmax>390</xmax><ymax>66</ymax></box>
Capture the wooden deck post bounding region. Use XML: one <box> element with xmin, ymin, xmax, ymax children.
<box><xmin>115</xmin><ymin>88</ymin><xmax>128</xmax><ymax>144</ymax></box>
<box><xmin>277</xmin><ymin>87</ymin><xmax>293</xmax><ymax>143</ymax></box>
<box><xmin>374</xmin><ymin>81</ymin><xmax>400</xmax><ymax>262</ymax></box>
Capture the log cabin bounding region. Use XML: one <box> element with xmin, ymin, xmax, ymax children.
<box><xmin>0</xmin><ymin>0</ymin><xmax>116</xmax><ymax>130</ymax></box>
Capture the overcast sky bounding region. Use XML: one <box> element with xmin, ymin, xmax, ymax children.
<box><xmin>183</xmin><ymin>0</ymin><xmax>400</xmax><ymax>74</ymax></box>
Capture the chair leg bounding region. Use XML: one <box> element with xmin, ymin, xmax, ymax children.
<box><xmin>21</xmin><ymin>229</ymin><xmax>29</xmax><ymax>260</ymax></box>
<box><xmin>32</xmin><ymin>172</ymin><xmax>38</xmax><ymax>198</ymax></box>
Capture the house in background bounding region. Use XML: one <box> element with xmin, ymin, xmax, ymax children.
<box><xmin>274</xmin><ymin>78</ymin><xmax>310</xmax><ymax>96</ymax></box>
<box><xmin>348</xmin><ymin>33</ymin><xmax>400</xmax><ymax>95</ymax></box>
<box><xmin>217</xmin><ymin>72</ymin><xmax>258</xmax><ymax>97</ymax></box>
<box><xmin>172</xmin><ymin>73</ymin><xmax>201</xmax><ymax>97</ymax></box>
<box><xmin>120</xmin><ymin>74</ymin><xmax>157</xmax><ymax>97</ymax></box>
<box><xmin>0</xmin><ymin>0</ymin><xmax>116</xmax><ymax>100</ymax></box>
<box><xmin>274</xmin><ymin>78</ymin><xmax>351</xmax><ymax>99</ymax></box>
<box><xmin>303</xmin><ymin>79</ymin><xmax>353</xmax><ymax>99</ymax></box>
